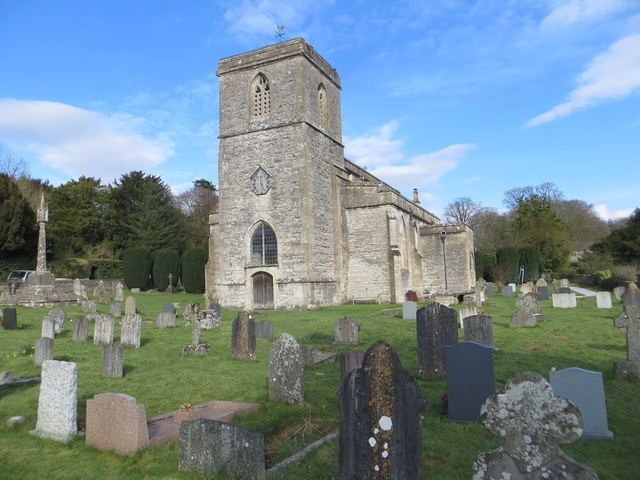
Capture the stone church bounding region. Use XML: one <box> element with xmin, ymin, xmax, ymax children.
<box><xmin>205</xmin><ymin>38</ymin><xmax>475</xmax><ymax>309</ymax></box>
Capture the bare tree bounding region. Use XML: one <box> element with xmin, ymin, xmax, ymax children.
<box><xmin>503</xmin><ymin>182</ymin><xmax>564</xmax><ymax>210</ymax></box>
<box><xmin>443</xmin><ymin>197</ymin><xmax>483</xmax><ymax>225</ymax></box>
<box><xmin>0</xmin><ymin>143</ymin><xmax>29</xmax><ymax>178</ymax></box>
<box><xmin>174</xmin><ymin>179</ymin><xmax>219</xmax><ymax>248</ymax></box>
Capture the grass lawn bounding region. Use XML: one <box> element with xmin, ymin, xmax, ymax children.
<box><xmin>0</xmin><ymin>289</ymin><xmax>638</xmax><ymax>479</ymax></box>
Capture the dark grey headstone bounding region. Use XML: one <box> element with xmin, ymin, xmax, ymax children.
<box><xmin>268</xmin><ymin>333</ymin><xmax>304</xmax><ymax>405</ymax></box>
<box><xmin>255</xmin><ymin>319</ymin><xmax>274</xmax><ymax>340</ymax></box>
<box><xmin>550</xmin><ymin>367</ymin><xmax>613</xmax><ymax>439</ymax></box>
<box><xmin>231</xmin><ymin>311</ymin><xmax>256</xmax><ymax>360</ymax></box>
<box><xmin>72</xmin><ymin>317</ymin><xmax>89</xmax><ymax>342</ymax></box>
<box><xmin>501</xmin><ymin>286</ymin><xmax>513</xmax><ymax>297</ymax></box>
<box><xmin>179</xmin><ymin>419</ymin><xmax>265</xmax><ymax>480</ymax></box>
<box><xmin>559</xmin><ymin>287</ymin><xmax>571</xmax><ymax>294</ymax></box>
<box><xmin>537</xmin><ymin>285</ymin><xmax>549</xmax><ymax>300</ymax></box>
<box><xmin>102</xmin><ymin>343</ymin><xmax>123</xmax><ymax>378</ymax></box>
<box><xmin>2</xmin><ymin>308</ymin><xmax>17</xmax><ymax>330</ymax></box>
<box><xmin>340</xmin><ymin>351</ymin><xmax>365</xmax><ymax>384</ymax></box>
<box><xmin>335</xmin><ymin>340</ymin><xmax>427</xmax><ymax>480</ymax></box>
<box><xmin>416</xmin><ymin>302</ymin><xmax>458</xmax><ymax>379</ymax></box>
<box><xmin>162</xmin><ymin>303</ymin><xmax>175</xmax><ymax>313</ymax></box>
<box><xmin>35</xmin><ymin>337</ymin><xmax>54</xmax><ymax>367</ymax></box>
<box><xmin>485</xmin><ymin>284</ymin><xmax>495</xmax><ymax>295</ymax></box>
<box><xmin>109</xmin><ymin>302</ymin><xmax>122</xmax><ymax>317</ymax></box>
<box><xmin>473</xmin><ymin>372</ymin><xmax>599</xmax><ymax>479</ymax></box>
<box><xmin>463</xmin><ymin>314</ymin><xmax>495</xmax><ymax>348</ymax></box>
<box><xmin>155</xmin><ymin>311</ymin><xmax>176</xmax><ymax>328</ymax></box>
<box><xmin>82</xmin><ymin>300</ymin><xmax>97</xmax><ymax>313</ymax></box>
<box><xmin>445</xmin><ymin>342</ymin><xmax>495</xmax><ymax>422</ymax></box>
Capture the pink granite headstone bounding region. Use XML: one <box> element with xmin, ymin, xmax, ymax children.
<box><xmin>86</xmin><ymin>393</ymin><xmax>149</xmax><ymax>454</ymax></box>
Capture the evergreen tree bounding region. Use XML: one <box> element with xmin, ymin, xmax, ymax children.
<box><xmin>593</xmin><ymin>209</ymin><xmax>640</xmax><ymax>264</ymax></box>
<box><xmin>0</xmin><ymin>173</ymin><xmax>36</xmax><ymax>255</ymax></box>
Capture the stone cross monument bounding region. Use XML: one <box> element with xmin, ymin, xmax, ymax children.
<box><xmin>27</xmin><ymin>193</ymin><xmax>55</xmax><ymax>286</ymax></box>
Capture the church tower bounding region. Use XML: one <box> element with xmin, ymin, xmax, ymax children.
<box><xmin>207</xmin><ymin>38</ymin><xmax>345</xmax><ymax>309</ymax></box>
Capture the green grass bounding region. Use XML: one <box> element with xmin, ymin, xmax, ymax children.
<box><xmin>1</xmin><ymin>291</ymin><xmax>638</xmax><ymax>479</ymax></box>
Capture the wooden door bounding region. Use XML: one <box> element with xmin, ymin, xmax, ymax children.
<box><xmin>253</xmin><ymin>272</ymin><xmax>274</xmax><ymax>309</ymax></box>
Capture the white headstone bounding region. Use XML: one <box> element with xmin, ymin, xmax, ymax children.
<box><xmin>596</xmin><ymin>292</ymin><xmax>612</xmax><ymax>309</ymax></box>
<box><xmin>32</xmin><ymin>360</ymin><xmax>77</xmax><ymax>442</ymax></box>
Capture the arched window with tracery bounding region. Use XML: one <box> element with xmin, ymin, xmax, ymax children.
<box><xmin>251</xmin><ymin>74</ymin><xmax>271</xmax><ymax>118</ymax></box>
<box><xmin>317</xmin><ymin>83</ymin><xmax>328</xmax><ymax>127</ymax></box>
<box><xmin>251</xmin><ymin>222</ymin><xmax>278</xmax><ymax>265</ymax></box>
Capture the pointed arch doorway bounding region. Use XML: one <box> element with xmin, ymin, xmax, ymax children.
<box><xmin>252</xmin><ymin>272</ymin><xmax>274</xmax><ymax>309</ymax></box>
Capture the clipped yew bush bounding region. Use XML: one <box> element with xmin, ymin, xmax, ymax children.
<box><xmin>181</xmin><ymin>248</ymin><xmax>207</xmax><ymax>293</ymax></box>
<box><xmin>496</xmin><ymin>246</ymin><xmax>520</xmax><ymax>284</ymax></box>
<box><xmin>152</xmin><ymin>248</ymin><xmax>180</xmax><ymax>291</ymax></box>
<box><xmin>123</xmin><ymin>247</ymin><xmax>152</xmax><ymax>289</ymax></box>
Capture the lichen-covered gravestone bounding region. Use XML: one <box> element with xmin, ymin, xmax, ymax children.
<box><xmin>102</xmin><ymin>343</ymin><xmax>123</xmax><ymax>378</ymax></box>
<box><xmin>416</xmin><ymin>302</ymin><xmax>458</xmax><ymax>379</ymax></box>
<box><xmin>35</xmin><ymin>337</ymin><xmax>54</xmax><ymax>367</ymax></box>
<box><xmin>613</xmin><ymin>304</ymin><xmax>640</xmax><ymax>377</ymax></box>
<box><xmin>46</xmin><ymin>309</ymin><xmax>66</xmax><ymax>334</ymax></box>
<box><xmin>120</xmin><ymin>314</ymin><xmax>142</xmax><ymax>348</ymax></box>
<box><xmin>335</xmin><ymin>316</ymin><xmax>359</xmax><ymax>344</ymax></box>
<box><xmin>179</xmin><ymin>419</ymin><xmax>265</xmax><ymax>480</ymax></box>
<box><xmin>335</xmin><ymin>340</ymin><xmax>427</xmax><ymax>479</ymax></box>
<box><xmin>155</xmin><ymin>311</ymin><xmax>176</xmax><ymax>328</ymax></box>
<box><xmin>124</xmin><ymin>296</ymin><xmax>136</xmax><ymax>315</ymax></box>
<box><xmin>459</xmin><ymin>304</ymin><xmax>478</xmax><ymax>328</ymax></box>
<box><xmin>31</xmin><ymin>360</ymin><xmax>78</xmax><ymax>442</ymax></box>
<box><xmin>93</xmin><ymin>314</ymin><xmax>115</xmax><ymax>346</ymax></box>
<box><xmin>463</xmin><ymin>314</ymin><xmax>495</xmax><ymax>349</ymax></box>
<box><xmin>511</xmin><ymin>293</ymin><xmax>543</xmax><ymax>327</ymax></box>
<box><xmin>72</xmin><ymin>317</ymin><xmax>89</xmax><ymax>342</ymax></box>
<box><xmin>268</xmin><ymin>333</ymin><xmax>304</xmax><ymax>405</ymax></box>
<box><xmin>231</xmin><ymin>311</ymin><xmax>256</xmax><ymax>360</ymax></box>
<box><xmin>472</xmin><ymin>371</ymin><xmax>599</xmax><ymax>479</ymax></box>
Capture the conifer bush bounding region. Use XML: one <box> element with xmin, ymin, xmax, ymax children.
<box><xmin>496</xmin><ymin>247</ymin><xmax>520</xmax><ymax>284</ymax></box>
<box><xmin>123</xmin><ymin>247</ymin><xmax>152</xmax><ymax>289</ymax></box>
<box><xmin>152</xmin><ymin>248</ymin><xmax>180</xmax><ymax>291</ymax></box>
<box><xmin>181</xmin><ymin>248</ymin><xmax>207</xmax><ymax>293</ymax></box>
<box><xmin>519</xmin><ymin>246</ymin><xmax>540</xmax><ymax>282</ymax></box>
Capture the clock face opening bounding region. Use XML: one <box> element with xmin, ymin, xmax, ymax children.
<box><xmin>250</xmin><ymin>166</ymin><xmax>273</xmax><ymax>195</ymax></box>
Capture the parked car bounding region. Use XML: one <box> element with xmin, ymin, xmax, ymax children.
<box><xmin>6</xmin><ymin>270</ymin><xmax>34</xmax><ymax>283</ymax></box>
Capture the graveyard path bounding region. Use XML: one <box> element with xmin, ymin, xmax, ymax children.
<box><xmin>569</xmin><ymin>286</ymin><xmax>597</xmax><ymax>297</ymax></box>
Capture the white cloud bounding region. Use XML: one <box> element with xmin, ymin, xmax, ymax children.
<box><xmin>0</xmin><ymin>99</ymin><xmax>174</xmax><ymax>181</ymax></box>
<box><xmin>541</xmin><ymin>0</ymin><xmax>635</xmax><ymax>28</ymax></box>
<box><xmin>344</xmin><ymin>121</ymin><xmax>475</xmax><ymax>194</ymax></box>
<box><xmin>594</xmin><ymin>204</ymin><xmax>634</xmax><ymax>221</ymax></box>
<box><xmin>460</xmin><ymin>176</ymin><xmax>481</xmax><ymax>184</ymax></box>
<box><xmin>526</xmin><ymin>33</ymin><xmax>640</xmax><ymax>127</ymax></box>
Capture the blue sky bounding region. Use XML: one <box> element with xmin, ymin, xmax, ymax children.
<box><xmin>1</xmin><ymin>0</ymin><xmax>639</xmax><ymax>221</ymax></box>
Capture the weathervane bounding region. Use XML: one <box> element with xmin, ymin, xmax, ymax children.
<box><xmin>275</xmin><ymin>25</ymin><xmax>286</xmax><ymax>42</ymax></box>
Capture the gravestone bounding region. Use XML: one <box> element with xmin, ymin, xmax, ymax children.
<box><xmin>621</xmin><ymin>282</ymin><xmax>640</xmax><ymax>308</ymax></box>
<box><xmin>537</xmin><ymin>285</ymin><xmax>549</xmax><ymax>301</ymax></box>
<box><xmin>559</xmin><ymin>278</ymin><xmax>570</xmax><ymax>288</ymax></box>
<box><xmin>191</xmin><ymin>315</ymin><xmax>201</xmax><ymax>345</ymax></box>
<box><xmin>459</xmin><ymin>304</ymin><xmax>478</xmax><ymax>328</ymax></box>
<box><xmin>474</xmin><ymin>278</ymin><xmax>487</xmax><ymax>302</ymax></box>
<box><xmin>335</xmin><ymin>340</ymin><xmax>427</xmax><ymax>479</ymax></box>
<box><xmin>559</xmin><ymin>286</ymin><xmax>572</xmax><ymax>294</ymax></box>
<box><xmin>335</xmin><ymin>316</ymin><xmax>359</xmax><ymax>344</ymax></box>
<box><xmin>94</xmin><ymin>280</ymin><xmax>110</xmax><ymax>303</ymax></box>
<box><xmin>550</xmin><ymin>367</ymin><xmax>613</xmax><ymax>439</ymax></box>
<box><xmin>2</xmin><ymin>307</ymin><xmax>17</xmax><ymax>330</ymax></box>
<box><xmin>268</xmin><ymin>333</ymin><xmax>304</xmax><ymax>405</ymax></box>
<box><xmin>416</xmin><ymin>302</ymin><xmax>458</xmax><ymax>379</ymax></box>
<box><xmin>82</xmin><ymin>300</ymin><xmax>97</xmax><ymax>313</ymax></box>
<box><xmin>93</xmin><ymin>315</ymin><xmax>115</xmax><ymax>345</ymax></box>
<box><xmin>86</xmin><ymin>393</ymin><xmax>149</xmax><ymax>454</ymax></box>
<box><xmin>613</xmin><ymin>286</ymin><xmax>625</xmax><ymax>300</ymax></box>
<box><xmin>72</xmin><ymin>317</ymin><xmax>89</xmax><ymax>342</ymax></box>
<box><xmin>231</xmin><ymin>311</ymin><xmax>256</xmax><ymax>360</ymax></box>
<box><xmin>35</xmin><ymin>337</ymin><xmax>54</xmax><ymax>367</ymax></box>
<box><xmin>41</xmin><ymin>316</ymin><xmax>56</xmax><ymax>339</ymax></box>
<box><xmin>162</xmin><ymin>303</ymin><xmax>175</xmax><ymax>313</ymax></box>
<box><xmin>511</xmin><ymin>293</ymin><xmax>543</xmax><ymax>327</ymax></box>
<box><xmin>179</xmin><ymin>419</ymin><xmax>265</xmax><ymax>480</ymax></box>
<box><xmin>463</xmin><ymin>314</ymin><xmax>495</xmax><ymax>349</ymax></box>
<box><xmin>519</xmin><ymin>283</ymin><xmax>532</xmax><ymax>295</ymax></box>
<box><xmin>201</xmin><ymin>309</ymin><xmax>221</xmax><ymax>329</ymax></box>
<box><xmin>462</xmin><ymin>295</ymin><xmax>476</xmax><ymax>304</ymax></box>
<box><xmin>32</xmin><ymin>360</ymin><xmax>78</xmax><ymax>442</ymax></box>
<box><xmin>434</xmin><ymin>293</ymin><xmax>456</xmax><ymax>306</ymax></box>
<box><xmin>109</xmin><ymin>302</ymin><xmax>122</xmax><ymax>317</ymax></box>
<box><xmin>536</xmin><ymin>278</ymin><xmax>547</xmax><ymax>287</ymax></box>
<box><xmin>155</xmin><ymin>311</ymin><xmax>176</xmax><ymax>328</ymax></box>
<box><xmin>473</xmin><ymin>372</ymin><xmax>599</xmax><ymax>479</ymax></box>
<box><xmin>445</xmin><ymin>341</ymin><xmax>495</xmax><ymax>422</ymax></box>
<box><xmin>47</xmin><ymin>309</ymin><xmax>66</xmax><ymax>334</ymax></box>
<box><xmin>402</xmin><ymin>301</ymin><xmax>417</xmax><ymax>320</ymax></box>
<box><xmin>121</xmin><ymin>314</ymin><xmax>142</xmax><ymax>348</ymax></box>
<box><xmin>502</xmin><ymin>286</ymin><xmax>513</xmax><ymax>297</ymax></box>
<box><xmin>553</xmin><ymin>293</ymin><xmax>577</xmax><ymax>308</ymax></box>
<box><xmin>255</xmin><ymin>319</ymin><xmax>274</xmax><ymax>340</ymax></box>
<box><xmin>124</xmin><ymin>296</ymin><xmax>136</xmax><ymax>315</ymax></box>
<box><xmin>102</xmin><ymin>343</ymin><xmax>123</xmax><ymax>378</ymax></box>
<box><xmin>613</xmin><ymin>305</ymin><xmax>640</xmax><ymax>377</ymax></box>
<box><xmin>596</xmin><ymin>291</ymin><xmax>612</xmax><ymax>309</ymax></box>
<box><xmin>485</xmin><ymin>283</ymin><xmax>495</xmax><ymax>295</ymax></box>
<box><xmin>508</xmin><ymin>283</ymin><xmax>516</xmax><ymax>292</ymax></box>
<box><xmin>340</xmin><ymin>351</ymin><xmax>365</xmax><ymax>384</ymax></box>
<box><xmin>405</xmin><ymin>290</ymin><xmax>418</xmax><ymax>301</ymax></box>
<box><xmin>114</xmin><ymin>281</ymin><xmax>124</xmax><ymax>302</ymax></box>
<box><xmin>183</xmin><ymin>303</ymin><xmax>197</xmax><ymax>323</ymax></box>
<box><xmin>73</xmin><ymin>278</ymin><xmax>84</xmax><ymax>298</ymax></box>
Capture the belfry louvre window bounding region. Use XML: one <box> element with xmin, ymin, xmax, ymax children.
<box><xmin>318</xmin><ymin>84</ymin><xmax>328</xmax><ymax>126</ymax></box>
<box><xmin>252</xmin><ymin>74</ymin><xmax>271</xmax><ymax>117</ymax></box>
<box><xmin>251</xmin><ymin>222</ymin><xmax>277</xmax><ymax>265</ymax></box>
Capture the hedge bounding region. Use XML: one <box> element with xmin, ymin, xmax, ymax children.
<box><xmin>152</xmin><ymin>249</ymin><xmax>180</xmax><ymax>291</ymax></box>
<box><xmin>123</xmin><ymin>247</ymin><xmax>152</xmax><ymax>289</ymax></box>
<box><xmin>181</xmin><ymin>248</ymin><xmax>208</xmax><ymax>294</ymax></box>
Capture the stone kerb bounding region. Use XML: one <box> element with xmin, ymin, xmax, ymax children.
<box><xmin>86</xmin><ymin>393</ymin><xmax>149</xmax><ymax>454</ymax></box>
<box><xmin>335</xmin><ymin>340</ymin><xmax>427</xmax><ymax>479</ymax></box>
<box><xmin>473</xmin><ymin>371</ymin><xmax>600</xmax><ymax>479</ymax></box>
<box><xmin>268</xmin><ymin>333</ymin><xmax>304</xmax><ymax>405</ymax></box>
<box><xmin>32</xmin><ymin>360</ymin><xmax>78</xmax><ymax>442</ymax></box>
